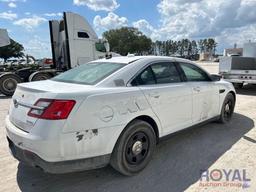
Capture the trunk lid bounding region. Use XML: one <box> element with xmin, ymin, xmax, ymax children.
<box><xmin>9</xmin><ymin>80</ymin><xmax>93</xmax><ymax>132</ymax></box>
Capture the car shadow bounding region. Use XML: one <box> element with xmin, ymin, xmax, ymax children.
<box><xmin>0</xmin><ymin>94</ymin><xmax>11</xmax><ymax>99</ymax></box>
<box><xmin>235</xmin><ymin>84</ymin><xmax>256</xmax><ymax>96</ymax></box>
<box><xmin>16</xmin><ymin>113</ymin><xmax>254</xmax><ymax>192</ymax></box>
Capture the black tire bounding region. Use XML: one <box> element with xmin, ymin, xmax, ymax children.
<box><xmin>0</xmin><ymin>74</ymin><xmax>22</xmax><ymax>96</ymax></box>
<box><xmin>110</xmin><ymin>120</ymin><xmax>156</xmax><ymax>176</ymax></box>
<box><xmin>218</xmin><ymin>93</ymin><xmax>235</xmax><ymax>123</ymax></box>
<box><xmin>30</xmin><ymin>73</ymin><xmax>51</xmax><ymax>81</ymax></box>
<box><xmin>233</xmin><ymin>83</ymin><xmax>243</xmax><ymax>89</ymax></box>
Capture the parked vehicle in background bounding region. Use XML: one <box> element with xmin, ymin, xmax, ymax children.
<box><xmin>219</xmin><ymin>42</ymin><xmax>256</xmax><ymax>88</ymax></box>
<box><xmin>6</xmin><ymin>56</ymin><xmax>236</xmax><ymax>176</ymax></box>
<box><xmin>0</xmin><ymin>12</ymin><xmax>110</xmax><ymax>96</ymax></box>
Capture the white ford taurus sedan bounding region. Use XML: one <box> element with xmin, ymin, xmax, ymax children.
<box><xmin>6</xmin><ymin>56</ymin><xmax>236</xmax><ymax>175</ymax></box>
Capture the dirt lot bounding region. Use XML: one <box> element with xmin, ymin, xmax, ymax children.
<box><xmin>0</xmin><ymin>63</ymin><xmax>255</xmax><ymax>192</ymax></box>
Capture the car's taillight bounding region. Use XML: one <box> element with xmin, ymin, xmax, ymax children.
<box><xmin>28</xmin><ymin>99</ymin><xmax>76</xmax><ymax>120</ymax></box>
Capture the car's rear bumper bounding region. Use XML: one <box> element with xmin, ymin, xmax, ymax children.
<box><xmin>7</xmin><ymin>137</ymin><xmax>110</xmax><ymax>174</ymax></box>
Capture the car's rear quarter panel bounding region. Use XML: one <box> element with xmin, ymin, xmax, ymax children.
<box><xmin>61</xmin><ymin>87</ymin><xmax>161</xmax><ymax>159</ymax></box>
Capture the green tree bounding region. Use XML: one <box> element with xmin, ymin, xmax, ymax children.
<box><xmin>0</xmin><ymin>39</ymin><xmax>24</xmax><ymax>62</ymax></box>
<box><xmin>103</xmin><ymin>27</ymin><xmax>152</xmax><ymax>56</ymax></box>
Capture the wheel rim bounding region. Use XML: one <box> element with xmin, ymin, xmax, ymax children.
<box><xmin>223</xmin><ymin>100</ymin><xmax>233</xmax><ymax>121</ymax></box>
<box><xmin>125</xmin><ymin>131</ymin><xmax>149</xmax><ymax>165</ymax></box>
<box><xmin>2</xmin><ymin>78</ymin><xmax>17</xmax><ymax>92</ymax></box>
<box><xmin>35</xmin><ymin>75</ymin><xmax>48</xmax><ymax>81</ymax></box>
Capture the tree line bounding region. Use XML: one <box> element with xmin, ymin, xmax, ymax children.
<box><xmin>104</xmin><ymin>27</ymin><xmax>218</xmax><ymax>59</ymax></box>
<box><xmin>0</xmin><ymin>39</ymin><xmax>24</xmax><ymax>62</ymax></box>
<box><xmin>152</xmin><ymin>38</ymin><xmax>217</xmax><ymax>60</ymax></box>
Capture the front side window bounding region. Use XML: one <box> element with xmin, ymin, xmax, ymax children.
<box><xmin>52</xmin><ymin>62</ymin><xmax>125</xmax><ymax>85</ymax></box>
<box><xmin>131</xmin><ymin>62</ymin><xmax>181</xmax><ymax>86</ymax></box>
<box><xmin>179</xmin><ymin>63</ymin><xmax>210</xmax><ymax>82</ymax></box>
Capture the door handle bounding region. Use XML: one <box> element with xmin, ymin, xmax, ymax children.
<box><xmin>193</xmin><ymin>86</ymin><xmax>201</xmax><ymax>92</ymax></box>
<box><xmin>149</xmin><ymin>92</ymin><xmax>160</xmax><ymax>98</ymax></box>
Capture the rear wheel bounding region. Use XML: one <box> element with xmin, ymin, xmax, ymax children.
<box><xmin>0</xmin><ymin>74</ymin><xmax>22</xmax><ymax>96</ymax></box>
<box><xmin>218</xmin><ymin>93</ymin><xmax>235</xmax><ymax>123</ymax></box>
<box><xmin>110</xmin><ymin>120</ymin><xmax>156</xmax><ymax>176</ymax></box>
<box><xmin>30</xmin><ymin>72</ymin><xmax>52</xmax><ymax>81</ymax></box>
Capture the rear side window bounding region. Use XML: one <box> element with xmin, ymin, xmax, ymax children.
<box><xmin>132</xmin><ymin>67</ymin><xmax>156</xmax><ymax>85</ymax></box>
<box><xmin>151</xmin><ymin>63</ymin><xmax>181</xmax><ymax>84</ymax></box>
<box><xmin>179</xmin><ymin>63</ymin><xmax>211</xmax><ymax>82</ymax></box>
<box><xmin>131</xmin><ymin>62</ymin><xmax>181</xmax><ymax>86</ymax></box>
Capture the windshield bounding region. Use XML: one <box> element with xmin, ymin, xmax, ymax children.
<box><xmin>52</xmin><ymin>62</ymin><xmax>125</xmax><ymax>85</ymax></box>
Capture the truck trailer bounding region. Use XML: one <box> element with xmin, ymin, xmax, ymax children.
<box><xmin>0</xmin><ymin>12</ymin><xmax>110</xmax><ymax>96</ymax></box>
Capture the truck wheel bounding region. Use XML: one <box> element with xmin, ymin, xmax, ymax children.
<box><xmin>110</xmin><ymin>120</ymin><xmax>156</xmax><ymax>176</ymax></box>
<box><xmin>0</xmin><ymin>74</ymin><xmax>22</xmax><ymax>96</ymax></box>
<box><xmin>30</xmin><ymin>73</ymin><xmax>52</xmax><ymax>81</ymax></box>
<box><xmin>233</xmin><ymin>83</ymin><xmax>243</xmax><ymax>89</ymax></box>
<box><xmin>218</xmin><ymin>93</ymin><xmax>235</xmax><ymax>124</ymax></box>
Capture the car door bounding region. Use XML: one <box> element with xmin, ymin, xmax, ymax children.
<box><xmin>178</xmin><ymin>62</ymin><xmax>220</xmax><ymax>124</ymax></box>
<box><xmin>131</xmin><ymin>62</ymin><xmax>193</xmax><ymax>135</ymax></box>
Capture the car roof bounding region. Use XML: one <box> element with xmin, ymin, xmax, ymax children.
<box><xmin>91</xmin><ymin>55</ymin><xmax>192</xmax><ymax>64</ymax></box>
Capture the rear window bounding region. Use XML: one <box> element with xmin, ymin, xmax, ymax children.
<box><xmin>52</xmin><ymin>62</ymin><xmax>125</xmax><ymax>85</ymax></box>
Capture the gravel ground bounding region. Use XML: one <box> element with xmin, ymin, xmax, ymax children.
<box><xmin>0</xmin><ymin>63</ymin><xmax>255</xmax><ymax>192</ymax></box>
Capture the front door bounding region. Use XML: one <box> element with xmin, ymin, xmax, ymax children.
<box><xmin>131</xmin><ymin>62</ymin><xmax>193</xmax><ymax>135</ymax></box>
<box><xmin>178</xmin><ymin>62</ymin><xmax>220</xmax><ymax>124</ymax></box>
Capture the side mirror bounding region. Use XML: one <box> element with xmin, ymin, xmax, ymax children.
<box><xmin>210</xmin><ymin>74</ymin><xmax>222</xmax><ymax>81</ymax></box>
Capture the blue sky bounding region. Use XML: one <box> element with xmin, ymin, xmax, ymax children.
<box><xmin>0</xmin><ymin>0</ymin><xmax>256</xmax><ymax>58</ymax></box>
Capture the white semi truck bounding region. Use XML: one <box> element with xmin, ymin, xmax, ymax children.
<box><xmin>0</xmin><ymin>12</ymin><xmax>110</xmax><ymax>96</ymax></box>
<box><xmin>219</xmin><ymin>42</ymin><xmax>256</xmax><ymax>88</ymax></box>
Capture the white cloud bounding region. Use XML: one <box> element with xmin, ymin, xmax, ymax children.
<box><xmin>23</xmin><ymin>35</ymin><xmax>51</xmax><ymax>58</ymax></box>
<box><xmin>73</xmin><ymin>0</ymin><xmax>119</xmax><ymax>11</ymax></box>
<box><xmin>0</xmin><ymin>11</ymin><xmax>17</xmax><ymax>20</ymax></box>
<box><xmin>8</xmin><ymin>2</ymin><xmax>16</xmax><ymax>7</ymax></box>
<box><xmin>44</xmin><ymin>12</ymin><xmax>62</xmax><ymax>17</ymax></box>
<box><xmin>216</xmin><ymin>24</ymin><xmax>256</xmax><ymax>50</ymax></box>
<box><xmin>128</xmin><ymin>0</ymin><xmax>256</xmax><ymax>52</ymax></box>
<box><xmin>132</xmin><ymin>19</ymin><xmax>161</xmax><ymax>40</ymax></box>
<box><xmin>24</xmin><ymin>12</ymin><xmax>30</xmax><ymax>15</ymax></box>
<box><xmin>13</xmin><ymin>16</ymin><xmax>47</xmax><ymax>30</ymax></box>
<box><xmin>0</xmin><ymin>0</ymin><xmax>26</xmax><ymax>2</ymax></box>
<box><xmin>155</xmin><ymin>0</ymin><xmax>256</xmax><ymax>41</ymax></box>
<box><xmin>93</xmin><ymin>12</ymin><xmax>128</xmax><ymax>30</ymax></box>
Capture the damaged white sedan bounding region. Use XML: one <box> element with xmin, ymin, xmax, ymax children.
<box><xmin>6</xmin><ymin>56</ymin><xmax>236</xmax><ymax>175</ymax></box>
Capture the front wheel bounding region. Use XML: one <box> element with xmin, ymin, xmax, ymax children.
<box><xmin>218</xmin><ymin>93</ymin><xmax>235</xmax><ymax>123</ymax></box>
<box><xmin>110</xmin><ymin>120</ymin><xmax>156</xmax><ymax>176</ymax></box>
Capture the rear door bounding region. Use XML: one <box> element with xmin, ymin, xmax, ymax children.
<box><xmin>178</xmin><ymin>62</ymin><xmax>219</xmax><ymax>124</ymax></box>
<box><xmin>131</xmin><ymin>62</ymin><xmax>193</xmax><ymax>135</ymax></box>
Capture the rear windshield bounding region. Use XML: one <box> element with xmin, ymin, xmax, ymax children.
<box><xmin>52</xmin><ymin>62</ymin><xmax>125</xmax><ymax>85</ymax></box>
